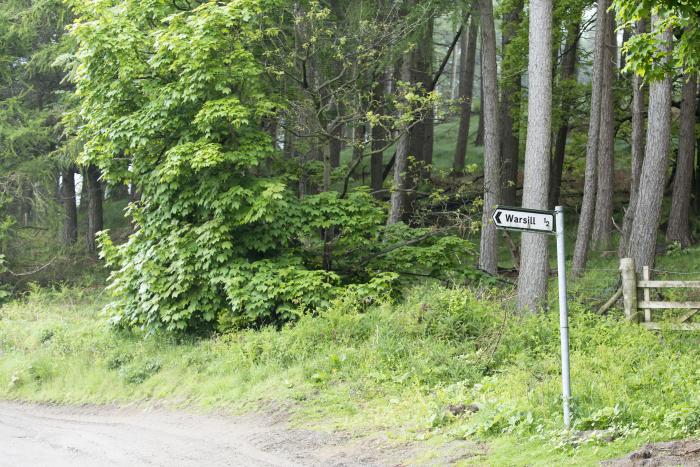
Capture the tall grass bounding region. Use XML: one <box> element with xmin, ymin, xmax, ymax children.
<box><xmin>1</xmin><ymin>280</ymin><xmax>699</xmax><ymax>464</ymax></box>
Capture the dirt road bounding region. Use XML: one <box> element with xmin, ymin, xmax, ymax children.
<box><xmin>0</xmin><ymin>401</ymin><xmax>388</xmax><ymax>466</ymax></box>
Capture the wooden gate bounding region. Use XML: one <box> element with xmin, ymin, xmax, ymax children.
<box><xmin>620</xmin><ymin>258</ymin><xmax>700</xmax><ymax>330</ymax></box>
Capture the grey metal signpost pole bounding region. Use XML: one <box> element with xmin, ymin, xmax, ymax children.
<box><xmin>555</xmin><ymin>206</ymin><xmax>571</xmax><ymax>428</ymax></box>
<box><xmin>491</xmin><ymin>204</ymin><xmax>571</xmax><ymax>429</ymax></box>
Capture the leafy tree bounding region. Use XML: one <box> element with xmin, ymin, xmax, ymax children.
<box><xmin>614</xmin><ymin>0</ymin><xmax>700</xmax><ymax>78</ymax></box>
<box><xmin>70</xmin><ymin>0</ymin><xmax>476</xmax><ymax>332</ymax></box>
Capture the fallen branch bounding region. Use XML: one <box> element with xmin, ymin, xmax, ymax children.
<box><xmin>6</xmin><ymin>257</ymin><xmax>57</xmax><ymax>277</ymax></box>
<box><xmin>597</xmin><ymin>287</ymin><xmax>622</xmax><ymax>315</ymax></box>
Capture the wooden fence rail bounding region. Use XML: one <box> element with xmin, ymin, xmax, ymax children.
<box><xmin>620</xmin><ymin>258</ymin><xmax>700</xmax><ymax>331</ymax></box>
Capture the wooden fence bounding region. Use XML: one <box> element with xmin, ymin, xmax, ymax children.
<box><xmin>620</xmin><ymin>257</ymin><xmax>700</xmax><ymax>330</ymax></box>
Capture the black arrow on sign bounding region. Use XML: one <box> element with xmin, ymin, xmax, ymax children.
<box><xmin>494</xmin><ymin>211</ymin><xmax>501</xmax><ymax>224</ymax></box>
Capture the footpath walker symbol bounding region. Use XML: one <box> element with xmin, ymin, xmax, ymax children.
<box><xmin>492</xmin><ymin>205</ymin><xmax>571</xmax><ymax>429</ymax></box>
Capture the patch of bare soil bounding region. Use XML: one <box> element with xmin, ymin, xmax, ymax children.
<box><xmin>603</xmin><ymin>440</ymin><xmax>700</xmax><ymax>466</ymax></box>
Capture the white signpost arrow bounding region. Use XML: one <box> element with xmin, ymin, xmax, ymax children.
<box><xmin>492</xmin><ymin>205</ymin><xmax>571</xmax><ymax>429</ymax></box>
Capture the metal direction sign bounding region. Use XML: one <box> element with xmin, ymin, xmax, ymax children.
<box><xmin>491</xmin><ymin>206</ymin><xmax>555</xmax><ymax>233</ymax></box>
<box><xmin>492</xmin><ymin>204</ymin><xmax>572</xmax><ymax>429</ymax></box>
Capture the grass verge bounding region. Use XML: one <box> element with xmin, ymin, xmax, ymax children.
<box><xmin>1</xmin><ymin>277</ymin><xmax>700</xmax><ymax>465</ymax></box>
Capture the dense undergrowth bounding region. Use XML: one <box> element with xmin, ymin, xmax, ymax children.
<box><xmin>1</xmin><ymin>275</ymin><xmax>700</xmax><ymax>464</ymax></box>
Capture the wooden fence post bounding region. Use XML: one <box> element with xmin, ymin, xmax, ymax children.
<box><xmin>620</xmin><ymin>258</ymin><xmax>638</xmax><ymax>322</ymax></box>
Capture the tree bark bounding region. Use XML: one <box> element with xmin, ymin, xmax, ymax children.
<box><xmin>592</xmin><ymin>10</ymin><xmax>617</xmax><ymax>250</ymax></box>
<box><xmin>79</xmin><ymin>169</ymin><xmax>88</xmax><ymax>211</ymax></box>
<box><xmin>453</xmin><ymin>12</ymin><xmax>479</xmax><ymax>172</ymax></box>
<box><xmin>398</xmin><ymin>20</ymin><xmax>433</xmax><ymax>215</ymax></box>
<box><xmin>421</xmin><ymin>17</ymin><xmax>434</xmax><ymax>177</ymax></box>
<box><xmin>619</xmin><ymin>20</ymin><xmax>647</xmax><ymax>257</ymax></box>
<box><xmin>695</xmin><ymin>92</ymin><xmax>700</xmax><ymax>215</ymax></box>
<box><xmin>450</xmin><ymin>33</ymin><xmax>460</xmax><ymax>100</ymax></box>
<box><xmin>548</xmin><ymin>21</ymin><xmax>580</xmax><ymax>208</ymax></box>
<box><xmin>329</xmin><ymin>101</ymin><xmax>342</xmax><ymax>169</ymax></box>
<box><xmin>60</xmin><ymin>167</ymin><xmax>78</xmax><ymax>246</ymax></box>
<box><xmin>371</xmin><ymin>69</ymin><xmax>390</xmax><ymax>197</ymax></box>
<box><xmin>667</xmin><ymin>73</ymin><xmax>697</xmax><ymax>247</ymax></box>
<box><xmin>627</xmin><ymin>21</ymin><xmax>673</xmax><ymax>271</ymax></box>
<box><xmin>85</xmin><ymin>164</ymin><xmax>104</xmax><ymax>254</ymax></box>
<box><xmin>517</xmin><ymin>0</ymin><xmax>553</xmax><ymax>311</ymax></box>
<box><xmin>571</xmin><ymin>0</ymin><xmax>609</xmax><ymax>275</ymax></box>
<box><xmin>283</xmin><ymin>127</ymin><xmax>293</xmax><ymax>159</ymax></box>
<box><xmin>499</xmin><ymin>0</ymin><xmax>523</xmax><ymax>206</ymax></box>
<box><xmin>478</xmin><ymin>0</ymin><xmax>501</xmax><ymax>275</ymax></box>
<box><xmin>20</xmin><ymin>183</ymin><xmax>32</xmax><ymax>226</ymax></box>
<box><xmin>388</xmin><ymin>56</ymin><xmax>413</xmax><ymax>225</ymax></box>
<box><xmin>329</xmin><ymin>131</ymin><xmax>341</xmax><ymax>169</ymax></box>
<box><xmin>352</xmin><ymin>123</ymin><xmax>366</xmax><ymax>175</ymax></box>
<box><xmin>620</xmin><ymin>27</ymin><xmax>631</xmax><ymax>72</ymax></box>
<box><xmin>407</xmin><ymin>18</ymin><xmax>432</xmax><ymax>180</ymax></box>
<box><xmin>474</xmin><ymin>76</ymin><xmax>484</xmax><ymax>146</ymax></box>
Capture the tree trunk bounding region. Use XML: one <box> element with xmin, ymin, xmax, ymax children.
<box><xmin>398</xmin><ymin>21</ymin><xmax>433</xmax><ymax>216</ymax></box>
<box><xmin>407</xmin><ymin>19</ymin><xmax>432</xmax><ymax>180</ymax></box>
<box><xmin>591</xmin><ymin>10</ymin><xmax>617</xmax><ymax>250</ymax></box>
<box><xmin>453</xmin><ymin>12</ymin><xmax>479</xmax><ymax>172</ymax></box>
<box><xmin>329</xmin><ymin>131</ymin><xmax>341</xmax><ymax>169</ymax></box>
<box><xmin>571</xmin><ymin>0</ymin><xmax>609</xmax><ymax>275</ymax></box>
<box><xmin>474</xmin><ymin>77</ymin><xmax>484</xmax><ymax>146</ymax></box>
<box><xmin>351</xmin><ymin>123</ymin><xmax>366</xmax><ymax>177</ymax></box>
<box><xmin>620</xmin><ymin>27</ymin><xmax>631</xmax><ymax>72</ymax></box>
<box><xmin>499</xmin><ymin>0</ymin><xmax>523</xmax><ymax>206</ymax></box>
<box><xmin>548</xmin><ymin>21</ymin><xmax>580</xmax><ymax>208</ymax></box>
<box><xmin>666</xmin><ymin>73</ymin><xmax>697</xmax><ymax>247</ymax></box>
<box><xmin>450</xmin><ymin>34</ymin><xmax>460</xmax><ymax>100</ymax></box>
<box><xmin>61</xmin><ymin>167</ymin><xmax>78</xmax><ymax>246</ymax></box>
<box><xmin>388</xmin><ymin>56</ymin><xmax>414</xmax><ymax>225</ymax></box>
<box><xmin>371</xmin><ymin>69</ymin><xmax>390</xmax><ymax>196</ymax></box>
<box><xmin>421</xmin><ymin>18</ymin><xmax>434</xmax><ymax>177</ymax></box>
<box><xmin>283</xmin><ymin>127</ymin><xmax>293</xmax><ymax>159</ymax></box>
<box><xmin>619</xmin><ymin>19</ymin><xmax>647</xmax><ymax>257</ymax></box>
<box><xmin>695</xmin><ymin>92</ymin><xmax>700</xmax><ymax>215</ymax></box>
<box><xmin>20</xmin><ymin>183</ymin><xmax>32</xmax><ymax>226</ymax></box>
<box><xmin>85</xmin><ymin>164</ymin><xmax>104</xmax><ymax>254</ymax></box>
<box><xmin>627</xmin><ymin>21</ymin><xmax>673</xmax><ymax>271</ymax></box>
<box><xmin>79</xmin><ymin>169</ymin><xmax>88</xmax><ymax>211</ymax></box>
<box><xmin>517</xmin><ymin>0</ymin><xmax>553</xmax><ymax>311</ymax></box>
<box><xmin>329</xmin><ymin>101</ymin><xmax>342</xmax><ymax>169</ymax></box>
<box><xmin>265</xmin><ymin>118</ymin><xmax>278</xmax><ymax>147</ymax></box>
<box><xmin>478</xmin><ymin>0</ymin><xmax>501</xmax><ymax>275</ymax></box>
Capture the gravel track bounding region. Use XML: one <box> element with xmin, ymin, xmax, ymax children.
<box><xmin>0</xmin><ymin>401</ymin><xmax>378</xmax><ymax>467</ymax></box>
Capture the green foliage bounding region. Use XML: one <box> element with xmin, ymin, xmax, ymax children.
<box><xmin>3</xmin><ymin>283</ymin><xmax>700</xmax><ymax>463</ymax></box>
<box><xmin>70</xmin><ymin>0</ymin><xmax>478</xmax><ymax>333</ymax></box>
<box><xmin>453</xmin><ymin>308</ymin><xmax>700</xmax><ymax>444</ymax></box>
<box><xmin>0</xmin><ymin>0</ymin><xmax>78</xmax><ymax>289</ymax></box>
<box><xmin>613</xmin><ymin>0</ymin><xmax>700</xmax><ymax>77</ymax></box>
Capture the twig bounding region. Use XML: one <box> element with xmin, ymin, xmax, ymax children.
<box><xmin>6</xmin><ymin>257</ymin><xmax>57</xmax><ymax>277</ymax></box>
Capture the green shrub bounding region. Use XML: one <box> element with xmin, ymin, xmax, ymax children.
<box><xmin>73</xmin><ymin>0</ymin><xmax>479</xmax><ymax>334</ymax></box>
<box><xmin>120</xmin><ymin>359</ymin><xmax>162</xmax><ymax>385</ymax></box>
